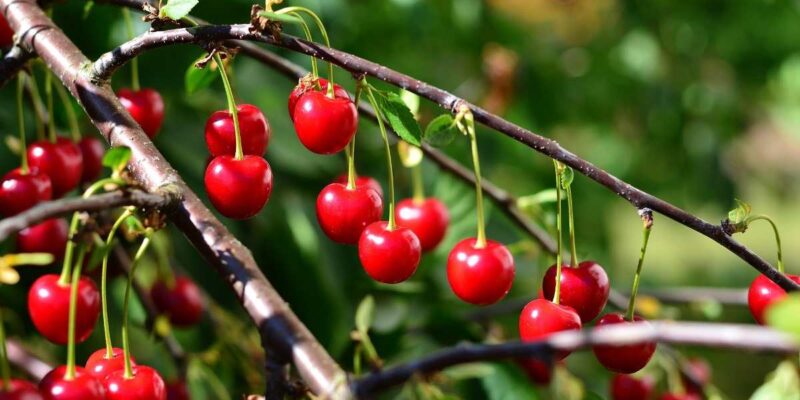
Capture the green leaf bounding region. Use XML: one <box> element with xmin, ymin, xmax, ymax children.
<box><xmin>481</xmin><ymin>363</ymin><xmax>540</xmax><ymax>400</ymax></box>
<box><xmin>423</xmin><ymin>114</ymin><xmax>457</xmax><ymax>147</ymax></box>
<box><xmin>258</xmin><ymin>11</ymin><xmax>305</xmax><ymax>24</ymax></box>
<box><xmin>159</xmin><ymin>0</ymin><xmax>199</xmax><ymax>20</ymax></box>
<box><xmin>83</xmin><ymin>1</ymin><xmax>94</xmax><ymax>19</ymax></box>
<box><xmin>102</xmin><ymin>146</ymin><xmax>131</xmax><ymax>175</ymax></box>
<box><xmin>560</xmin><ymin>166</ymin><xmax>574</xmax><ymax>190</ymax></box>
<box><xmin>400</xmin><ymin>89</ymin><xmax>420</xmax><ymax>116</ymax></box>
<box><xmin>185</xmin><ymin>55</ymin><xmax>219</xmax><ymax>95</ymax></box>
<box><xmin>378</xmin><ymin>92</ymin><xmax>423</xmax><ymax>146</ymax></box>
<box><xmin>766</xmin><ymin>293</ymin><xmax>800</xmax><ymax>341</ymax></box>
<box><xmin>727</xmin><ymin>198</ymin><xmax>752</xmax><ymax>224</ymax></box>
<box><xmin>355</xmin><ymin>295</ymin><xmax>375</xmax><ymax>335</ymax></box>
<box><xmin>750</xmin><ymin>360</ymin><xmax>800</xmax><ymax>400</ymax></box>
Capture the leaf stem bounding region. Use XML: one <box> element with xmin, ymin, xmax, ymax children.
<box><xmin>626</xmin><ymin>210</ymin><xmax>653</xmax><ymax>321</ymax></box>
<box><xmin>553</xmin><ymin>160</ymin><xmax>564</xmax><ymax>305</ymax></box>
<box><xmin>53</xmin><ymin>79</ymin><xmax>81</xmax><ymax>141</ymax></box>
<box><xmin>17</xmin><ymin>75</ymin><xmax>28</xmax><ymax>174</ymax></box>
<box><xmin>566</xmin><ymin>185</ymin><xmax>578</xmax><ymax>267</ymax></box>
<box><xmin>213</xmin><ymin>54</ymin><xmax>242</xmax><ymax>160</ymax></box>
<box><xmin>101</xmin><ymin>208</ymin><xmax>134</xmax><ymax>358</ymax></box>
<box><xmin>122</xmin><ymin>8</ymin><xmax>140</xmax><ymax>91</ymax></box>
<box><xmin>365</xmin><ymin>82</ymin><xmax>396</xmax><ymax>229</ymax></box>
<box><xmin>747</xmin><ymin>215</ymin><xmax>784</xmax><ymax>274</ymax></box>
<box><xmin>122</xmin><ymin>233</ymin><xmax>152</xmax><ymax>380</ymax></box>
<box><xmin>65</xmin><ymin>246</ymin><xmax>88</xmax><ymax>380</ymax></box>
<box><xmin>0</xmin><ymin>307</ymin><xmax>10</xmax><ymax>392</ymax></box>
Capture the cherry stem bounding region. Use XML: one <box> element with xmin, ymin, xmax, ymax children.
<box><xmin>566</xmin><ymin>184</ymin><xmax>578</xmax><ymax>267</ymax></box>
<box><xmin>552</xmin><ymin>160</ymin><xmax>564</xmax><ymax>305</ymax></box>
<box><xmin>626</xmin><ymin>211</ymin><xmax>653</xmax><ymax>321</ymax></box>
<box><xmin>411</xmin><ymin>164</ymin><xmax>425</xmax><ymax>203</ymax></box>
<box><xmin>213</xmin><ymin>54</ymin><xmax>243</xmax><ymax>160</ymax></box>
<box><xmin>23</xmin><ymin>71</ymin><xmax>46</xmax><ymax>141</ymax></box>
<box><xmin>747</xmin><ymin>215</ymin><xmax>784</xmax><ymax>274</ymax></box>
<box><xmin>121</xmin><ymin>8</ymin><xmax>140</xmax><ymax>91</ymax></box>
<box><xmin>101</xmin><ymin>208</ymin><xmax>134</xmax><ymax>359</ymax></box>
<box><xmin>53</xmin><ymin>79</ymin><xmax>81</xmax><ymax>141</ymax></box>
<box><xmin>345</xmin><ymin>84</ymin><xmax>364</xmax><ymax>190</ymax></box>
<box><xmin>463</xmin><ymin>108</ymin><xmax>487</xmax><ymax>248</ymax></box>
<box><xmin>365</xmin><ymin>82</ymin><xmax>397</xmax><ymax>229</ymax></box>
<box><xmin>122</xmin><ymin>233</ymin><xmax>152</xmax><ymax>380</ymax></box>
<box><xmin>17</xmin><ymin>75</ymin><xmax>29</xmax><ymax>174</ymax></box>
<box><xmin>152</xmin><ymin>232</ymin><xmax>175</xmax><ymax>289</ymax></box>
<box><xmin>276</xmin><ymin>7</ymin><xmax>334</xmax><ymax>95</ymax></box>
<box><xmin>44</xmin><ymin>69</ymin><xmax>56</xmax><ymax>143</ymax></box>
<box><xmin>65</xmin><ymin>246</ymin><xmax>87</xmax><ymax>380</ymax></box>
<box><xmin>0</xmin><ymin>307</ymin><xmax>10</xmax><ymax>392</ymax></box>
<box><xmin>287</xmin><ymin>11</ymin><xmax>318</xmax><ymax>78</ymax></box>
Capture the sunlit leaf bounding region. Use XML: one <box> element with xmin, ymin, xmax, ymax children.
<box><xmin>355</xmin><ymin>295</ymin><xmax>375</xmax><ymax>335</ymax></box>
<box><xmin>400</xmin><ymin>89</ymin><xmax>420</xmax><ymax>117</ymax></box>
<box><xmin>377</xmin><ymin>91</ymin><xmax>423</xmax><ymax>146</ymax></box>
<box><xmin>102</xmin><ymin>146</ymin><xmax>131</xmax><ymax>176</ymax></box>
<box><xmin>159</xmin><ymin>0</ymin><xmax>199</xmax><ymax>20</ymax></box>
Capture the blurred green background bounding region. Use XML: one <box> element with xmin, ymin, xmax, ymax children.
<box><xmin>3</xmin><ymin>0</ymin><xmax>800</xmax><ymax>398</ymax></box>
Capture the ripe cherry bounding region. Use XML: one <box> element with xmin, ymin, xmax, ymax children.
<box><xmin>358</xmin><ymin>221</ymin><xmax>421</xmax><ymax>283</ymax></box>
<box><xmin>447</xmin><ymin>238</ymin><xmax>515</xmax><ymax>305</ymax></box>
<box><xmin>659</xmin><ymin>393</ymin><xmax>701</xmax><ymax>400</ymax></box>
<box><xmin>27</xmin><ymin>138</ymin><xmax>83</xmax><ymax>198</ymax></box>
<box><xmin>16</xmin><ymin>219</ymin><xmax>68</xmax><ymax>261</ymax></box>
<box><xmin>78</xmin><ymin>137</ymin><xmax>106</xmax><ymax>183</ymax></box>
<box><xmin>610</xmin><ymin>374</ymin><xmax>654</xmax><ymax>400</ymax></box>
<box><xmin>518</xmin><ymin>298</ymin><xmax>581</xmax><ymax>360</ymax></box>
<box><xmin>39</xmin><ymin>366</ymin><xmax>105</xmax><ymax>400</ymax></box>
<box><xmin>288</xmin><ymin>77</ymin><xmax>349</xmax><ymax>120</ymax></box>
<box><xmin>117</xmin><ymin>88</ymin><xmax>165</xmax><ymax>139</ymax></box>
<box><xmin>316</xmin><ymin>183</ymin><xmax>383</xmax><ymax>245</ymax></box>
<box><xmin>542</xmin><ymin>260</ymin><xmax>609</xmax><ymax>323</ymax></box>
<box><xmin>517</xmin><ymin>359</ymin><xmax>553</xmax><ymax>385</ymax></box>
<box><xmin>334</xmin><ymin>173</ymin><xmax>383</xmax><ymax>198</ymax></box>
<box><xmin>104</xmin><ymin>366</ymin><xmax>166</xmax><ymax>400</ymax></box>
<box><xmin>0</xmin><ymin>379</ymin><xmax>43</xmax><ymax>400</ymax></box>
<box><xmin>204</xmin><ymin>155</ymin><xmax>272</xmax><ymax>220</ymax></box>
<box><xmin>0</xmin><ymin>168</ymin><xmax>52</xmax><ymax>217</ymax></box>
<box><xmin>292</xmin><ymin>90</ymin><xmax>358</xmax><ymax>154</ymax></box>
<box><xmin>28</xmin><ymin>274</ymin><xmax>100</xmax><ymax>345</ymax></box>
<box><xmin>747</xmin><ymin>273</ymin><xmax>800</xmax><ymax>324</ymax></box>
<box><xmin>592</xmin><ymin>313</ymin><xmax>656</xmax><ymax>374</ymax></box>
<box><xmin>395</xmin><ymin>198</ymin><xmax>449</xmax><ymax>252</ymax></box>
<box><xmin>205</xmin><ymin>104</ymin><xmax>270</xmax><ymax>157</ymax></box>
<box><xmin>150</xmin><ymin>276</ymin><xmax>205</xmax><ymax>328</ymax></box>
<box><xmin>85</xmin><ymin>348</ymin><xmax>135</xmax><ymax>379</ymax></box>
<box><xmin>165</xmin><ymin>380</ymin><xmax>189</xmax><ymax>400</ymax></box>
<box><xmin>0</xmin><ymin>15</ymin><xmax>13</xmax><ymax>48</ymax></box>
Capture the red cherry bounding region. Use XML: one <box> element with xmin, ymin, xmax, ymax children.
<box><xmin>610</xmin><ymin>374</ymin><xmax>654</xmax><ymax>400</ymax></box>
<box><xmin>316</xmin><ymin>183</ymin><xmax>383</xmax><ymax>245</ymax></box>
<box><xmin>333</xmin><ymin>173</ymin><xmax>383</xmax><ymax>198</ymax></box>
<box><xmin>358</xmin><ymin>221</ymin><xmax>421</xmax><ymax>283</ymax></box>
<box><xmin>394</xmin><ymin>198</ymin><xmax>449</xmax><ymax>252</ymax></box>
<box><xmin>204</xmin><ymin>104</ymin><xmax>270</xmax><ymax>157</ymax></box>
<box><xmin>592</xmin><ymin>313</ymin><xmax>656</xmax><ymax>374</ymax></box>
<box><xmin>150</xmin><ymin>276</ymin><xmax>205</xmax><ymax>327</ymax></box>
<box><xmin>39</xmin><ymin>366</ymin><xmax>105</xmax><ymax>400</ymax></box>
<box><xmin>117</xmin><ymin>88</ymin><xmax>165</xmax><ymax>139</ymax></box>
<box><xmin>542</xmin><ymin>260</ymin><xmax>609</xmax><ymax>322</ymax></box>
<box><xmin>288</xmin><ymin>77</ymin><xmax>349</xmax><ymax>120</ymax></box>
<box><xmin>165</xmin><ymin>380</ymin><xmax>189</xmax><ymax>400</ymax></box>
<box><xmin>447</xmin><ymin>238</ymin><xmax>515</xmax><ymax>305</ymax></box>
<box><xmin>27</xmin><ymin>138</ymin><xmax>83</xmax><ymax>198</ymax></box>
<box><xmin>518</xmin><ymin>298</ymin><xmax>581</xmax><ymax>360</ymax></box>
<box><xmin>85</xmin><ymin>348</ymin><xmax>135</xmax><ymax>379</ymax></box>
<box><xmin>517</xmin><ymin>359</ymin><xmax>553</xmax><ymax>385</ymax></box>
<box><xmin>747</xmin><ymin>274</ymin><xmax>800</xmax><ymax>324</ymax></box>
<box><xmin>0</xmin><ymin>379</ymin><xmax>43</xmax><ymax>400</ymax></box>
<box><xmin>27</xmin><ymin>274</ymin><xmax>100</xmax><ymax>345</ymax></box>
<box><xmin>16</xmin><ymin>219</ymin><xmax>68</xmax><ymax>261</ymax></box>
<box><xmin>204</xmin><ymin>155</ymin><xmax>272</xmax><ymax>220</ymax></box>
<box><xmin>292</xmin><ymin>90</ymin><xmax>358</xmax><ymax>154</ymax></box>
<box><xmin>682</xmin><ymin>357</ymin><xmax>711</xmax><ymax>395</ymax></box>
<box><xmin>78</xmin><ymin>137</ymin><xmax>106</xmax><ymax>183</ymax></box>
<box><xmin>659</xmin><ymin>393</ymin><xmax>701</xmax><ymax>400</ymax></box>
<box><xmin>0</xmin><ymin>15</ymin><xmax>13</xmax><ymax>48</ymax></box>
<box><xmin>104</xmin><ymin>366</ymin><xmax>166</xmax><ymax>400</ymax></box>
<box><xmin>0</xmin><ymin>169</ymin><xmax>52</xmax><ymax>217</ymax></box>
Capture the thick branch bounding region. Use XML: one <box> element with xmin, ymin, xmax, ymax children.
<box><xmin>0</xmin><ymin>189</ymin><xmax>172</xmax><ymax>241</ymax></box>
<box><xmin>351</xmin><ymin>321</ymin><xmax>797</xmax><ymax>397</ymax></box>
<box><xmin>0</xmin><ymin>3</ymin><xmax>350</xmax><ymax>397</ymax></box>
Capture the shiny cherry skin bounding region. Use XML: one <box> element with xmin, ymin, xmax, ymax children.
<box><xmin>447</xmin><ymin>238</ymin><xmax>515</xmax><ymax>305</ymax></box>
<box><xmin>27</xmin><ymin>274</ymin><xmax>100</xmax><ymax>345</ymax></box>
<box><xmin>205</xmin><ymin>104</ymin><xmax>270</xmax><ymax>157</ymax></box>
<box><xmin>85</xmin><ymin>348</ymin><xmax>135</xmax><ymax>379</ymax></box>
<box><xmin>292</xmin><ymin>90</ymin><xmax>358</xmax><ymax>154</ymax></box>
<box><xmin>204</xmin><ymin>155</ymin><xmax>272</xmax><ymax>220</ymax></box>
<box><xmin>518</xmin><ymin>298</ymin><xmax>581</xmax><ymax>360</ymax></box>
<box><xmin>104</xmin><ymin>366</ymin><xmax>166</xmax><ymax>400</ymax></box>
<box><xmin>358</xmin><ymin>221</ymin><xmax>421</xmax><ymax>283</ymax></box>
<box><xmin>660</xmin><ymin>394</ymin><xmax>701</xmax><ymax>400</ymax></box>
<box><xmin>288</xmin><ymin>77</ymin><xmax>349</xmax><ymax>120</ymax></box>
<box><xmin>0</xmin><ymin>168</ymin><xmax>52</xmax><ymax>217</ymax></box>
<box><xmin>747</xmin><ymin>273</ymin><xmax>800</xmax><ymax>324</ymax></box>
<box><xmin>542</xmin><ymin>260</ymin><xmax>609</xmax><ymax>323</ymax></box>
<box><xmin>592</xmin><ymin>313</ymin><xmax>656</xmax><ymax>374</ymax></box>
<box><xmin>39</xmin><ymin>366</ymin><xmax>105</xmax><ymax>400</ymax></box>
<box><xmin>610</xmin><ymin>374</ymin><xmax>654</xmax><ymax>400</ymax></box>
<box><xmin>0</xmin><ymin>379</ymin><xmax>43</xmax><ymax>400</ymax></box>
<box><xmin>334</xmin><ymin>173</ymin><xmax>383</xmax><ymax>198</ymax></box>
<box><xmin>0</xmin><ymin>15</ymin><xmax>13</xmax><ymax>48</ymax></box>
<box><xmin>150</xmin><ymin>276</ymin><xmax>205</xmax><ymax>327</ymax></box>
<box><xmin>517</xmin><ymin>359</ymin><xmax>553</xmax><ymax>385</ymax></box>
<box><xmin>316</xmin><ymin>183</ymin><xmax>383</xmax><ymax>245</ymax></box>
<box><xmin>27</xmin><ymin>138</ymin><xmax>83</xmax><ymax>198</ymax></box>
<box><xmin>394</xmin><ymin>198</ymin><xmax>449</xmax><ymax>252</ymax></box>
<box><xmin>165</xmin><ymin>380</ymin><xmax>189</xmax><ymax>400</ymax></box>
<box><xmin>16</xmin><ymin>219</ymin><xmax>68</xmax><ymax>261</ymax></box>
<box><xmin>682</xmin><ymin>357</ymin><xmax>711</xmax><ymax>395</ymax></box>
<box><xmin>78</xmin><ymin>137</ymin><xmax>106</xmax><ymax>183</ymax></box>
<box><xmin>117</xmin><ymin>88</ymin><xmax>165</xmax><ymax>138</ymax></box>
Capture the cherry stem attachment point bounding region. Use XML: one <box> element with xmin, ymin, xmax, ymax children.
<box><xmin>626</xmin><ymin>209</ymin><xmax>653</xmax><ymax>321</ymax></box>
<box><xmin>747</xmin><ymin>215</ymin><xmax>784</xmax><ymax>274</ymax></box>
<box><xmin>17</xmin><ymin>75</ymin><xmax>28</xmax><ymax>174</ymax></box>
<box><xmin>122</xmin><ymin>232</ymin><xmax>152</xmax><ymax>380</ymax></box>
<box><xmin>121</xmin><ymin>8</ymin><xmax>140</xmax><ymax>91</ymax></box>
<box><xmin>365</xmin><ymin>81</ymin><xmax>397</xmax><ymax>229</ymax></box>
<box><xmin>65</xmin><ymin>246</ymin><xmax>88</xmax><ymax>380</ymax></box>
<box><xmin>213</xmin><ymin>54</ymin><xmax>243</xmax><ymax>160</ymax></box>
<box><xmin>101</xmin><ymin>208</ymin><xmax>135</xmax><ymax>359</ymax></box>
<box><xmin>276</xmin><ymin>6</ymin><xmax>334</xmax><ymax>94</ymax></box>
<box><xmin>53</xmin><ymin>80</ymin><xmax>81</xmax><ymax>141</ymax></box>
<box><xmin>552</xmin><ymin>160</ymin><xmax>564</xmax><ymax>305</ymax></box>
<box><xmin>0</xmin><ymin>307</ymin><xmax>10</xmax><ymax>392</ymax></box>
<box><xmin>565</xmin><ymin>184</ymin><xmax>578</xmax><ymax>267</ymax></box>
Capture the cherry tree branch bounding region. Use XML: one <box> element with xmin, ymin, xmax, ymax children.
<box><xmin>0</xmin><ymin>2</ymin><xmax>350</xmax><ymax>397</ymax></box>
<box><xmin>0</xmin><ymin>189</ymin><xmax>172</xmax><ymax>241</ymax></box>
<box><xmin>351</xmin><ymin>321</ymin><xmax>798</xmax><ymax>397</ymax></box>
<box><xmin>6</xmin><ymin>339</ymin><xmax>52</xmax><ymax>381</ymax></box>
<box><xmin>0</xmin><ymin>45</ymin><xmax>34</xmax><ymax>87</ymax></box>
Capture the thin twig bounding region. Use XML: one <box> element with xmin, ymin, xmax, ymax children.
<box><xmin>5</xmin><ymin>339</ymin><xmax>52</xmax><ymax>381</ymax></box>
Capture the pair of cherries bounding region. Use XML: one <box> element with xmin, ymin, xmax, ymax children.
<box><xmin>203</xmin><ymin>104</ymin><xmax>273</xmax><ymax>220</ymax></box>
